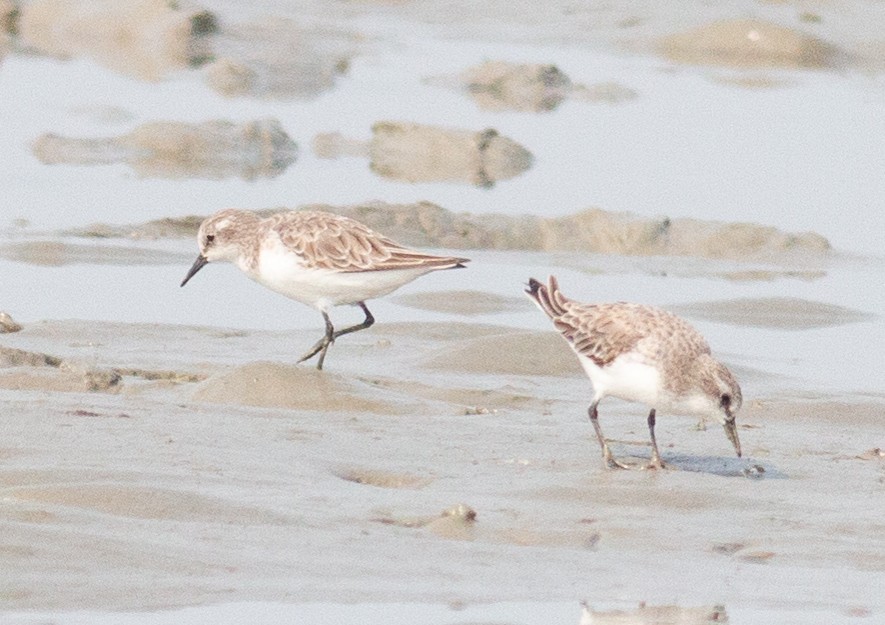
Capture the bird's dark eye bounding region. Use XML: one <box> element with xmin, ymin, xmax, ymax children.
<box><xmin>206</xmin><ymin>234</ymin><xmax>216</xmax><ymax>244</ymax></box>
<box><xmin>720</xmin><ymin>393</ymin><xmax>731</xmax><ymax>408</ymax></box>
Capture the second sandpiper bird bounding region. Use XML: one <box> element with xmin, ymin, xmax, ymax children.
<box><xmin>526</xmin><ymin>275</ymin><xmax>742</xmax><ymax>469</ymax></box>
<box><xmin>181</xmin><ymin>209</ymin><xmax>468</xmax><ymax>370</ymax></box>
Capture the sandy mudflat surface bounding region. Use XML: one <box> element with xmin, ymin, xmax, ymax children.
<box><xmin>1</xmin><ymin>0</ymin><xmax>884</xmax><ymax>623</ymax></box>
<box><xmin>0</xmin><ymin>310</ymin><xmax>883</xmax><ymax>622</ymax></box>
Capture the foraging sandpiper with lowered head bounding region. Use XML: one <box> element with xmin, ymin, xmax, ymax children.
<box><xmin>526</xmin><ymin>276</ymin><xmax>742</xmax><ymax>469</ymax></box>
<box><xmin>181</xmin><ymin>209</ymin><xmax>469</xmax><ymax>370</ymax></box>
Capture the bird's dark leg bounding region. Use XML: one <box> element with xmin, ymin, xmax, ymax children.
<box><xmin>588</xmin><ymin>400</ymin><xmax>630</xmax><ymax>470</ymax></box>
<box><xmin>331</xmin><ymin>302</ymin><xmax>375</xmax><ymax>340</ymax></box>
<box><xmin>646</xmin><ymin>408</ymin><xmax>666</xmax><ymax>470</ymax></box>
<box><xmin>298</xmin><ymin>311</ymin><xmax>335</xmax><ymax>370</ymax></box>
<box><xmin>298</xmin><ymin>304</ymin><xmax>375</xmax><ymax>371</ymax></box>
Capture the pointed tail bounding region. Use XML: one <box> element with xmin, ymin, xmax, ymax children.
<box><xmin>525</xmin><ymin>275</ymin><xmax>569</xmax><ymax>319</ymax></box>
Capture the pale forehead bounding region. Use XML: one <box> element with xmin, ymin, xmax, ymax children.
<box><xmin>202</xmin><ymin>210</ymin><xmax>243</xmax><ymax>234</ymax></box>
<box><xmin>212</xmin><ymin>216</ymin><xmax>234</xmax><ymax>231</ymax></box>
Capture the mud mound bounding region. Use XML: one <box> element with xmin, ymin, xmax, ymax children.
<box><xmin>581</xmin><ymin>603</ymin><xmax>727</xmax><ymax>625</ymax></box>
<box><xmin>659</xmin><ymin>19</ymin><xmax>842</xmax><ymax>69</ymax></box>
<box><xmin>33</xmin><ymin>119</ymin><xmax>297</xmax><ymax>180</ymax></box>
<box><xmin>369</xmin><ymin>122</ymin><xmax>532</xmax><ymax>187</ymax></box>
<box><xmin>0</xmin><ymin>241</ymin><xmax>187</xmax><ymax>265</ymax></box>
<box><xmin>18</xmin><ymin>0</ymin><xmax>215</xmax><ymax>80</ymax></box>
<box><xmin>315</xmin><ymin>123</ymin><xmax>533</xmax><ymax>187</ymax></box>
<box><xmin>670</xmin><ymin>297</ymin><xmax>876</xmax><ymax>330</ymax></box>
<box><xmin>192</xmin><ymin>361</ymin><xmax>400</xmax><ymax>414</ymax></box>
<box><xmin>0</xmin><ymin>311</ymin><xmax>21</xmax><ymax>333</ymax></box>
<box><xmin>459</xmin><ymin>61</ymin><xmax>572</xmax><ymax>112</ymax></box>
<box><xmin>8</xmin><ymin>484</ymin><xmax>290</xmax><ymax>524</ymax></box>
<box><xmin>334</xmin><ymin>467</ymin><xmax>432</xmax><ymax>489</ymax></box>
<box><xmin>66</xmin><ymin>202</ymin><xmax>833</xmax><ymax>262</ymax></box>
<box><xmin>205</xmin><ymin>17</ymin><xmax>353</xmax><ymax>100</ymax></box>
<box><xmin>424</xmin><ymin>330</ymin><xmax>582</xmax><ymax>377</ymax></box>
<box><xmin>326</xmin><ymin>203</ymin><xmax>831</xmax><ymax>260</ymax></box>
<box><xmin>392</xmin><ymin>290</ymin><xmax>527</xmax><ymax>316</ymax></box>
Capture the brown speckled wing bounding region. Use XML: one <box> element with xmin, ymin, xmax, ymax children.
<box><xmin>555</xmin><ymin>303</ymin><xmax>651</xmax><ymax>367</ymax></box>
<box><xmin>272</xmin><ymin>211</ymin><xmax>467</xmax><ymax>272</ymax></box>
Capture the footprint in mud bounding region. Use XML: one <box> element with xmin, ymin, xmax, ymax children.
<box><xmin>333</xmin><ymin>467</ymin><xmax>433</xmax><ymax>490</ymax></box>
<box><xmin>372</xmin><ymin>503</ymin><xmax>477</xmax><ymax>542</ymax></box>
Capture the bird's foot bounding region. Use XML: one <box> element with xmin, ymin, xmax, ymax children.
<box><xmin>603</xmin><ymin>453</ymin><xmax>632</xmax><ymax>470</ymax></box>
<box><xmin>298</xmin><ymin>337</ymin><xmax>332</xmax><ymax>366</ymax></box>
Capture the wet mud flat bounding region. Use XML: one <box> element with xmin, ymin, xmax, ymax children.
<box><xmin>0</xmin><ymin>316</ymin><xmax>882</xmax><ymax>619</ymax></box>
<box><xmin>1</xmin><ymin>0</ymin><xmax>884</xmax><ymax>621</ymax></box>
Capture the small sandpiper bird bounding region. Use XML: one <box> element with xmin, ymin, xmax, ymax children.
<box><xmin>181</xmin><ymin>209</ymin><xmax>468</xmax><ymax>370</ymax></box>
<box><xmin>526</xmin><ymin>276</ymin><xmax>742</xmax><ymax>469</ymax></box>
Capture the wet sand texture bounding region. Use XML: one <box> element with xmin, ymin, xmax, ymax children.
<box><xmin>392</xmin><ymin>290</ymin><xmax>528</xmax><ymax>316</ymax></box>
<box><xmin>0</xmin><ymin>241</ymin><xmax>187</xmax><ymax>266</ymax></box>
<box><xmin>670</xmin><ymin>297</ymin><xmax>876</xmax><ymax>330</ymax></box>
<box><xmin>571</xmin><ymin>81</ymin><xmax>638</xmax><ymax>104</ymax></box>
<box><xmin>205</xmin><ymin>17</ymin><xmax>353</xmax><ymax>100</ymax></box>
<box><xmin>424</xmin><ymin>330</ymin><xmax>583</xmax><ymax>377</ymax></box>
<box><xmin>32</xmin><ymin>119</ymin><xmax>297</xmax><ymax>180</ymax></box>
<box><xmin>580</xmin><ymin>603</ymin><xmax>727</xmax><ymax>625</ymax></box>
<box><xmin>18</xmin><ymin>0</ymin><xmax>216</xmax><ymax>80</ymax></box>
<box><xmin>7</xmin><ymin>483</ymin><xmax>292</xmax><ymax>524</ymax></box>
<box><xmin>312</xmin><ymin>132</ymin><xmax>372</xmax><ymax>159</ymax></box>
<box><xmin>659</xmin><ymin>18</ymin><xmax>842</xmax><ymax>69</ymax></box>
<box><xmin>368</xmin><ymin>122</ymin><xmax>533</xmax><ymax>187</ymax></box>
<box><xmin>459</xmin><ymin>60</ymin><xmax>572</xmax><ymax>112</ymax></box>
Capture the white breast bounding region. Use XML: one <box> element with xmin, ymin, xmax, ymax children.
<box><xmin>251</xmin><ymin>241</ymin><xmax>438</xmax><ymax>311</ymax></box>
<box><xmin>576</xmin><ymin>350</ymin><xmax>662</xmax><ymax>407</ymax></box>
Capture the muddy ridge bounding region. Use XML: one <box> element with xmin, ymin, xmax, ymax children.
<box><xmin>33</xmin><ymin>119</ymin><xmax>297</xmax><ymax>180</ymax></box>
<box><xmin>67</xmin><ymin>202</ymin><xmax>831</xmax><ymax>262</ymax></box>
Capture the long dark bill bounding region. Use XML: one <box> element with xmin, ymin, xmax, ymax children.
<box><xmin>180</xmin><ymin>254</ymin><xmax>209</xmax><ymax>287</ymax></box>
<box><xmin>723</xmin><ymin>418</ymin><xmax>742</xmax><ymax>458</ymax></box>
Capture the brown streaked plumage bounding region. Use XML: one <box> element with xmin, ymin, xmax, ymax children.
<box><xmin>181</xmin><ymin>209</ymin><xmax>468</xmax><ymax>370</ymax></box>
<box><xmin>526</xmin><ymin>275</ymin><xmax>742</xmax><ymax>469</ymax></box>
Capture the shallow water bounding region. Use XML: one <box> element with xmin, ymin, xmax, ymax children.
<box><xmin>1</xmin><ymin>0</ymin><xmax>884</xmax><ymax>622</ymax></box>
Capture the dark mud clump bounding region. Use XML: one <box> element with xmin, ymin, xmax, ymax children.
<box><xmin>32</xmin><ymin>119</ymin><xmax>297</xmax><ymax>180</ymax></box>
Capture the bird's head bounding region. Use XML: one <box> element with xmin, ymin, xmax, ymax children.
<box><xmin>695</xmin><ymin>355</ymin><xmax>743</xmax><ymax>458</ymax></box>
<box><xmin>180</xmin><ymin>209</ymin><xmax>259</xmax><ymax>286</ymax></box>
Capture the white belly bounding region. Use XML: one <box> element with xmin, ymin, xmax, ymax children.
<box><xmin>251</xmin><ymin>246</ymin><xmax>436</xmax><ymax>310</ymax></box>
<box><xmin>576</xmin><ymin>351</ymin><xmax>661</xmax><ymax>407</ymax></box>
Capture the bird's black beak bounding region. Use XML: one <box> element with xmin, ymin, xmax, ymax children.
<box><xmin>180</xmin><ymin>254</ymin><xmax>208</xmax><ymax>287</ymax></box>
<box><xmin>723</xmin><ymin>416</ymin><xmax>742</xmax><ymax>458</ymax></box>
